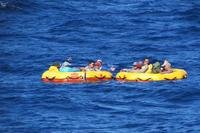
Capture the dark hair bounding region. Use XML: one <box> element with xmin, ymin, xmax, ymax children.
<box><xmin>52</xmin><ymin>62</ymin><xmax>61</xmax><ymax>68</ymax></box>
<box><xmin>143</xmin><ymin>57</ymin><xmax>151</xmax><ymax>63</ymax></box>
<box><xmin>88</xmin><ymin>60</ymin><xmax>95</xmax><ymax>64</ymax></box>
<box><xmin>66</xmin><ymin>57</ymin><xmax>72</xmax><ymax>63</ymax></box>
<box><xmin>144</xmin><ymin>57</ymin><xmax>149</xmax><ymax>60</ymax></box>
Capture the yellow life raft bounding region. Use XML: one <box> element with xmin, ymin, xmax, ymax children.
<box><xmin>41</xmin><ymin>66</ymin><xmax>113</xmax><ymax>83</ymax></box>
<box><xmin>116</xmin><ymin>66</ymin><xmax>187</xmax><ymax>82</ymax></box>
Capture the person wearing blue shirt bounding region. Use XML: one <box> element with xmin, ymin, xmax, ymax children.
<box><xmin>59</xmin><ymin>61</ymin><xmax>80</xmax><ymax>72</ymax></box>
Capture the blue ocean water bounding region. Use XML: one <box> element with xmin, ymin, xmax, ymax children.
<box><xmin>0</xmin><ymin>0</ymin><xmax>200</xmax><ymax>132</ymax></box>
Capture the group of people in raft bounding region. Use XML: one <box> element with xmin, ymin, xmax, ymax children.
<box><xmin>53</xmin><ymin>58</ymin><xmax>173</xmax><ymax>74</ymax></box>
<box><xmin>121</xmin><ymin>58</ymin><xmax>172</xmax><ymax>74</ymax></box>
<box><xmin>56</xmin><ymin>59</ymin><xmax>105</xmax><ymax>72</ymax></box>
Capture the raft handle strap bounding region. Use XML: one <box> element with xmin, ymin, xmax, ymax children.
<box><xmin>83</xmin><ymin>71</ymin><xmax>86</xmax><ymax>81</ymax></box>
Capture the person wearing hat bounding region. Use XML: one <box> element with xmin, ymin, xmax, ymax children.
<box><xmin>128</xmin><ymin>59</ymin><xmax>149</xmax><ymax>72</ymax></box>
<box><xmin>161</xmin><ymin>59</ymin><xmax>173</xmax><ymax>73</ymax></box>
<box><xmin>120</xmin><ymin>61</ymin><xmax>142</xmax><ymax>72</ymax></box>
<box><xmin>132</xmin><ymin>61</ymin><xmax>143</xmax><ymax>70</ymax></box>
<box><xmin>95</xmin><ymin>59</ymin><xmax>103</xmax><ymax>71</ymax></box>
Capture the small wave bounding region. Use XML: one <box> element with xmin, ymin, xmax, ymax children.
<box><xmin>0</xmin><ymin>0</ymin><xmax>39</xmax><ymax>12</ymax></box>
<box><xmin>165</xmin><ymin>89</ymin><xmax>200</xmax><ymax>104</ymax></box>
<box><xmin>0</xmin><ymin>1</ymin><xmax>22</xmax><ymax>10</ymax></box>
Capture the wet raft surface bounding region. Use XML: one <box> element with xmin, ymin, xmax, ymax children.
<box><xmin>42</xmin><ymin>66</ymin><xmax>113</xmax><ymax>83</ymax></box>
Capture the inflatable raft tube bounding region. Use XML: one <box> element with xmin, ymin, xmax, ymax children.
<box><xmin>42</xmin><ymin>66</ymin><xmax>113</xmax><ymax>83</ymax></box>
<box><xmin>116</xmin><ymin>68</ymin><xmax>187</xmax><ymax>82</ymax></box>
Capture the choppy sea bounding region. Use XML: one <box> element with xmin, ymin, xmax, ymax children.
<box><xmin>0</xmin><ymin>0</ymin><xmax>200</xmax><ymax>132</ymax></box>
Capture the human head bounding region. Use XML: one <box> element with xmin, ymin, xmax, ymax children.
<box><xmin>95</xmin><ymin>59</ymin><xmax>102</xmax><ymax>68</ymax></box>
<box><xmin>88</xmin><ymin>61</ymin><xmax>95</xmax><ymax>68</ymax></box>
<box><xmin>133</xmin><ymin>62</ymin><xmax>137</xmax><ymax>66</ymax></box>
<box><xmin>162</xmin><ymin>60</ymin><xmax>168</xmax><ymax>66</ymax></box>
<box><xmin>52</xmin><ymin>62</ymin><xmax>61</xmax><ymax>67</ymax></box>
<box><xmin>133</xmin><ymin>61</ymin><xmax>142</xmax><ymax>69</ymax></box>
<box><xmin>96</xmin><ymin>59</ymin><xmax>102</xmax><ymax>64</ymax></box>
<box><xmin>67</xmin><ymin>57</ymin><xmax>72</xmax><ymax>62</ymax></box>
<box><xmin>143</xmin><ymin>58</ymin><xmax>149</xmax><ymax>65</ymax></box>
<box><xmin>163</xmin><ymin>60</ymin><xmax>171</xmax><ymax>69</ymax></box>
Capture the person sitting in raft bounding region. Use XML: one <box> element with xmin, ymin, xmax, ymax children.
<box><xmin>59</xmin><ymin>61</ymin><xmax>80</xmax><ymax>72</ymax></box>
<box><xmin>94</xmin><ymin>60</ymin><xmax>116</xmax><ymax>72</ymax></box>
<box><xmin>132</xmin><ymin>61</ymin><xmax>143</xmax><ymax>71</ymax></box>
<box><xmin>80</xmin><ymin>60</ymin><xmax>95</xmax><ymax>71</ymax></box>
<box><xmin>140</xmin><ymin>58</ymin><xmax>150</xmax><ymax>72</ymax></box>
<box><xmin>120</xmin><ymin>61</ymin><xmax>142</xmax><ymax>72</ymax></box>
<box><xmin>52</xmin><ymin>62</ymin><xmax>61</xmax><ymax>69</ymax></box>
<box><xmin>133</xmin><ymin>58</ymin><xmax>150</xmax><ymax>73</ymax></box>
<box><xmin>95</xmin><ymin>59</ymin><xmax>103</xmax><ymax>71</ymax></box>
<box><xmin>160</xmin><ymin>59</ymin><xmax>173</xmax><ymax>73</ymax></box>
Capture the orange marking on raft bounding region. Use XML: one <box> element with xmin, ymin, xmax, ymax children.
<box><xmin>42</xmin><ymin>77</ymin><xmax>112</xmax><ymax>83</ymax></box>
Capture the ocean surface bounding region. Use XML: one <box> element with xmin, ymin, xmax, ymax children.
<box><xmin>0</xmin><ymin>0</ymin><xmax>200</xmax><ymax>132</ymax></box>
